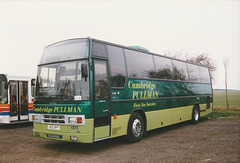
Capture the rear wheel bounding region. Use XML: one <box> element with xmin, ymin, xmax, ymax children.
<box><xmin>127</xmin><ymin>112</ymin><xmax>144</xmax><ymax>143</ymax></box>
<box><xmin>191</xmin><ymin>106</ymin><xmax>200</xmax><ymax>124</ymax></box>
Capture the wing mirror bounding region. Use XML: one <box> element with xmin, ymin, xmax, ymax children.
<box><xmin>81</xmin><ymin>63</ymin><xmax>88</xmax><ymax>81</ymax></box>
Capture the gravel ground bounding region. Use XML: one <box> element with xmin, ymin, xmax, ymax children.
<box><xmin>0</xmin><ymin>119</ymin><xmax>239</xmax><ymax>163</ymax></box>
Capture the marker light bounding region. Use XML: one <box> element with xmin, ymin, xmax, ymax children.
<box><xmin>77</xmin><ymin>117</ymin><xmax>82</xmax><ymax>124</ymax></box>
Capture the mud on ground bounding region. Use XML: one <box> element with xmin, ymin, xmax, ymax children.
<box><xmin>0</xmin><ymin>119</ymin><xmax>239</xmax><ymax>163</ymax></box>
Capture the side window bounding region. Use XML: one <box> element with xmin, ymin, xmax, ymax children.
<box><xmin>125</xmin><ymin>49</ymin><xmax>154</xmax><ymax>78</ymax></box>
<box><xmin>108</xmin><ymin>45</ymin><xmax>127</xmax><ymax>87</ymax></box>
<box><xmin>94</xmin><ymin>60</ymin><xmax>109</xmax><ymax>100</ymax></box>
<box><xmin>187</xmin><ymin>64</ymin><xmax>200</xmax><ymax>82</ymax></box>
<box><xmin>199</xmin><ymin>66</ymin><xmax>211</xmax><ymax>83</ymax></box>
<box><xmin>92</xmin><ymin>42</ymin><xmax>107</xmax><ymax>58</ymax></box>
<box><xmin>0</xmin><ymin>81</ymin><xmax>8</xmax><ymax>104</ymax></box>
<box><xmin>172</xmin><ymin>60</ymin><xmax>189</xmax><ymax>81</ymax></box>
<box><xmin>153</xmin><ymin>56</ymin><xmax>174</xmax><ymax>79</ymax></box>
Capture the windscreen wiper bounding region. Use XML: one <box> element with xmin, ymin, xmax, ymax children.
<box><xmin>56</xmin><ymin>94</ymin><xmax>78</xmax><ymax>104</ymax></box>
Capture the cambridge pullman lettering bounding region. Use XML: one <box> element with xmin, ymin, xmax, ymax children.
<box><xmin>33</xmin><ymin>106</ymin><xmax>82</xmax><ymax>113</ymax></box>
<box><xmin>128</xmin><ymin>81</ymin><xmax>159</xmax><ymax>99</ymax></box>
<box><xmin>132</xmin><ymin>90</ymin><xmax>159</xmax><ymax>99</ymax></box>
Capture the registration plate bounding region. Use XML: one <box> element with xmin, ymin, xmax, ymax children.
<box><xmin>46</xmin><ymin>134</ymin><xmax>62</xmax><ymax>139</ymax></box>
<box><xmin>48</xmin><ymin>125</ymin><xmax>60</xmax><ymax>130</ymax></box>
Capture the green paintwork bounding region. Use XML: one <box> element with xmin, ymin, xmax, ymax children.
<box><xmin>33</xmin><ymin>101</ymin><xmax>93</xmax><ymax>118</ymax></box>
<box><xmin>94</xmin><ymin>100</ymin><xmax>110</xmax><ymax>117</ymax></box>
<box><xmin>110</xmin><ymin>79</ymin><xmax>212</xmax><ymax>116</ymax></box>
<box><xmin>112</xmin><ymin>79</ymin><xmax>212</xmax><ymax>100</ymax></box>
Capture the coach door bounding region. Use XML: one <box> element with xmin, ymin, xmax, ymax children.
<box><xmin>9</xmin><ymin>81</ymin><xmax>28</xmax><ymax>121</ymax></box>
<box><xmin>93</xmin><ymin>60</ymin><xmax>111</xmax><ymax>140</ymax></box>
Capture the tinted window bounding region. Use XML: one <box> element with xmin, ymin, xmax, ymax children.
<box><xmin>41</xmin><ymin>39</ymin><xmax>89</xmax><ymax>64</ymax></box>
<box><xmin>187</xmin><ymin>63</ymin><xmax>200</xmax><ymax>82</ymax></box>
<box><xmin>92</xmin><ymin>42</ymin><xmax>107</xmax><ymax>58</ymax></box>
<box><xmin>94</xmin><ymin>61</ymin><xmax>109</xmax><ymax>100</ymax></box>
<box><xmin>108</xmin><ymin>45</ymin><xmax>127</xmax><ymax>87</ymax></box>
<box><xmin>153</xmin><ymin>56</ymin><xmax>174</xmax><ymax>79</ymax></box>
<box><xmin>199</xmin><ymin>66</ymin><xmax>211</xmax><ymax>83</ymax></box>
<box><xmin>172</xmin><ymin>60</ymin><xmax>189</xmax><ymax>81</ymax></box>
<box><xmin>125</xmin><ymin>49</ymin><xmax>154</xmax><ymax>78</ymax></box>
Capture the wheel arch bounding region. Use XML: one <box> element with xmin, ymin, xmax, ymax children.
<box><xmin>192</xmin><ymin>102</ymin><xmax>200</xmax><ymax>124</ymax></box>
<box><xmin>130</xmin><ymin>108</ymin><xmax>147</xmax><ymax>132</ymax></box>
<box><xmin>193</xmin><ymin>102</ymin><xmax>200</xmax><ymax>112</ymax></box>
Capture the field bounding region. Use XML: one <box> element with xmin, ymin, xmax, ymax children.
<box><xmin>213</xmin><ymin>90</ymin><xmax>240</xmax><ymax>109</ymax></box>
<box><xmin>207</xmin><ymin>90</ymin><xmax>240</xmax><ymax>121</ymax></box>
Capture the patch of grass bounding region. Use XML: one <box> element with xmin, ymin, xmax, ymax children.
<box><xmin>206</xmin><ymin>108</ymin><xmax>240</xmax><ymax>121</ymax></box>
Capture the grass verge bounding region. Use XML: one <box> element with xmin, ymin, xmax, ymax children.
<box><xmin>204</xmin><ymin>106</ymin><xmax>240</xmax><ymax>121</ymax></box>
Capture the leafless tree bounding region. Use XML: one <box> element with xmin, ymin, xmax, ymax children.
<box><xmin>186</xmin><ymin>54</ymin><xmax>217</xmax><ymax>83</ymax></box>
<box><xmin>164</xmin><ymin>51</ymin><xmax>184</xmax><ymax>60</ymax></box>
<box><xmin>223</xmin><ymin>57</ymin><xmax>229</xmax><ymax>109</ymax></box>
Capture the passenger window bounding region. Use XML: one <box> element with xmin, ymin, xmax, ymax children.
<box><xmin>92</xmin><ymin>42</ymin><xmax>107</xmax><ymax>58</ymax></box>
<box><xmin>199</xmin><ymin>66</ymin><xmax>211</xmax><ymax>83</ymax></box>
<box><xmin>125</xmin><ymin>49</ymin><xmax>154</xmax><ymax>78</ymax></box>
<box><xmin>108</xmin><ymin>45</ymin><xmax>127</xmax><ymax>87</ymax></box>
<box><xmin>94</xmin><ymin>60</ymin><xmax>109</xmax><ymax>100</ymax></box>
<box><xmin>153</xmin><ymin>56</ymin><xmax>174</xmax><ymax>79</ymax></box>
<box><xmin>172</xmin><ymin>60</ymin><xmax>189</xmax><ymax>81</ymax></box>
<box><xmin>0</xmin><ymin>81</ymin><xmax>8</xmax><ymax>104</ymax></box>
<box><xmin>187</xmin><ymin>64</ymin><xmax>200</xmax><ymax>82</ymax></box>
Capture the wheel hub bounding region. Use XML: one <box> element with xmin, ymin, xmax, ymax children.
<box><xmin>132</xmin><ymin>119</ymin><xmax>142</xmax><ymax>137</ymax></box>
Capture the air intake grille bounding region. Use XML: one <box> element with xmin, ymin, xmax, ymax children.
<box><xmin>42</xmin><ymin>115</ymin><xmax>65</xmax><ymax>124</ymax></box>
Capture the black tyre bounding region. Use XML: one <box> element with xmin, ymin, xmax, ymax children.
<box><xmin>191</xmin><ymin>106</ymin><xmax>200</xmax><ymax>124</ymax></box>
<box><xmin>126</xmin><ymin>112</ymin><xmax>145</xmax><ymax>143</ymax></box>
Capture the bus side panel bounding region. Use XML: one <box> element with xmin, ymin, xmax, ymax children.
<box><xmin>111</xmin><ymin>114</ymin><xmax>130</xmax><ymax>138</ymax></box>
<box><xmin>0</xmin><ymin>104</ymin><xmax>10</xmax><ymax>123</ymax></box>
<box><xmin>200</xmin><ymin>103</ymin><xmax>213</xmax><ymax>117</ymax></box>
<box><xmin>146</xmin><ymin>106</ymin><xmax>192</xmax><ymax>131</ymax></box>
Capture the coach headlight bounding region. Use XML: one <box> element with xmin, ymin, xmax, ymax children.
<box><xmin>32</xmin><ymin>114</ymin><xmax>41</xmax><ymax>123</ymax></box>
<box><xmin>67</xmin><ymin>115</ymin><xmax>85</xmax><ymax>125</ymax></box>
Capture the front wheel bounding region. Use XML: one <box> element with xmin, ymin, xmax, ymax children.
<box><xmin>191</xmin><ymin>106</ymin><xmax>200</xmax><ymax>124</ymax></box>
<box><xmin>126</xmin><ymin>113</ymin><xmax>144</xmax><ymax>143</ymax></box>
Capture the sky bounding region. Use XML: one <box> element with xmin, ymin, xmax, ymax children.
<box><xmin>0</xmin><ymin>0</ymin><xmax>239</xmax><ymax>90</ymax></box>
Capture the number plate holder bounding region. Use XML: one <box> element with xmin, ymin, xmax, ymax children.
<box><xmin>48</xmin><ymin>125</ymin><xmax>60</xmax><ymax>130</ymax></box>
<box><xmin>46</xmin><ymin>134</ymin><xmax>62</xmax><ymax>139</ymax></box>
